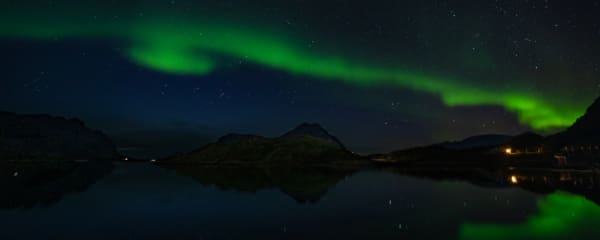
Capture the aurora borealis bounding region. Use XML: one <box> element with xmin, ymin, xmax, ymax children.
<box><xmin>2</xmin><ymin>0</ymin><xmax>599</xmax><ymax>154</ymax></box>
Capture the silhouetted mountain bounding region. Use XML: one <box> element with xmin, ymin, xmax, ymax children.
<box><xmin>507</xmin><ymin>132</ymin><xmax>544</xmax><ymax>148</ymax></box>
<box><xmin>278</xmin><ymin>123</ymin><xmax>346</xmax><ymax>149</ymax></box>
<box><xmin>438</xmin><ymin>134</ymin><xmax>513</xmax><ymax>150</ymax></box>
<box><xmin>164</xmin><ymin>123</ymin><xmax>361</xmax><ymax>164</ymax></box>
<box><xmin>0</xmin><ymin>111</ymin><xmax>118</xmax><ymax>161</ymax></box>
<box><xmin>567</xmin><ymin>97</ymin><xmax>600</xmax><ymax>133</ymax></box>
<box><xmin>547</xmin><ymin>96</ymin><xmax>600</xmax><ymax>145</ymax></box>
<box><xmin>374</xmin><ymin>97</ymin><xmax>600</xmax><ymax>167</ymax></box>
<box><xmin>374</xmin><ymin>131</ymin><xmax>555</xmax><ymax>167</ymax></box>
<box><xmin>372</xmin><ymin>144</ymin><xmax>516</xmax><ymax>167</ymax></box>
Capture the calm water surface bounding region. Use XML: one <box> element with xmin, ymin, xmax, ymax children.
<box><xmin>1</xmin><ymin>162</ymin><xmax>599</xmax><ymax>240</ymax></box>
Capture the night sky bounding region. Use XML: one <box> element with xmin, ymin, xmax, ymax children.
<box><xmin>2</xmin><ymin>0</ymin><xmax>599</xmax><ymax>156</ymax></box>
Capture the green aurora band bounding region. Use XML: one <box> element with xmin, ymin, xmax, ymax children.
<box><xmin>460</xmin><ymin>191</ymin><xmax>600</xmax><ymax>240</ymax></box>
<box><xmin>0</xmin><ymin>12</ymin><xmax>587</xmax><ymax>130</ymax></box>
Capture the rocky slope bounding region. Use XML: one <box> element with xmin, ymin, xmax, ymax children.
<box><xmin>547</xmin><ymin>97</ymin><xmax>600</xmax><ymax>146</ymax></box>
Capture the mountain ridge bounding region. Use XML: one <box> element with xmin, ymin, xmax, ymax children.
<box><xmin>0</xmin><ymin>111</ymin><xmax>118</xmax><ymax>161</ymax></box>
<box><xmin>547</xmin><ymin>96</ymin><xmax>600</xmax><ymax>145</ymax></box>
<box><xmin>164</xmin><ymin>123</ymin><xmax>360</xmax><ymax>164</ymax></box>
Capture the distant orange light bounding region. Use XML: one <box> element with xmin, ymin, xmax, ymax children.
<box><xmin>510</xmin><ymin>175</ymin><xmax>518</xmax><ymax>184</ymax></box>
<box><xmin>505</xmin><ymin>148</ymin><xmax>512</xmax><ymax>154</ymax></box>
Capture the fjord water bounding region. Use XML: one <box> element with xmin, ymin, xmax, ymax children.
<box><xmin>1</xmin><ymin>163</ymin><xmax>599</xmax><ymax>240</ymax></box>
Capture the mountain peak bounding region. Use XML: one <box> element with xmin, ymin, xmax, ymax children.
<box><xmin>166</xmin><ymin>122</ymin><xmax>357</xmax><ymax>164</ymax></box>
<box><xmin>546</xmin><ymin>96</ymin><xmax>600</xmax><ymax>145</ymax></box>
<box><xmin>568</xmin><ymin>96</ymin><xmax>600</xmax><ymax>133</ymax></box>
<box><xmin>279</xmin><ymin>123</ymin><xmax>345</xmax><ymax>148</ymax></box>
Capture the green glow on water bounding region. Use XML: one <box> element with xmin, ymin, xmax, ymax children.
<box><xmin>460</xmin><ymin>192</ymin><xmax>600</xmax><ymax>240</ymax></box>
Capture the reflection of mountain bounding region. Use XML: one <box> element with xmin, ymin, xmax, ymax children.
<box><xmin>0</xmin><ymin>161</ymin><xmax>113</xmax><ymax>209</ymax></box>
<box><xmin>385</xmin><ymin>167</ymin><xmax>600</xmax><ymax>205</ymax></box>
<box><xmin>168</xmin><ymin>165</ymin><xmax>356</xmax><ymax>203</ymax></box>
<box><xmin>165</xmin><ymin>123</ymin><xmax>362</xmax><ymax>165</ymax></box>
<box><xmin>162</xmin><ymin>123</ymin><xmax>364</xmax><ymax>202</ymax></box>
<box><xmin>0</xmin><ymin>111</ymin><xmax>118</xmax><ymax>161</ymax></box>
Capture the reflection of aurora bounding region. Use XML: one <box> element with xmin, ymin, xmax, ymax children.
<box><xmin>460</xmin><ymin>191</ymin><xmax>600</xmax><ymax>240</ymax></box>
<box><xmin>0</xmin><ymin>3</ymin><xmax>589</xmax><ymax>130</ymax></box>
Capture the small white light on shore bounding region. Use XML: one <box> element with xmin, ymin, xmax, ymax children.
<box><xmin>13</xmin><ymin>172</ymin><xmax>18</xmax><ymax>177</ymax></box>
